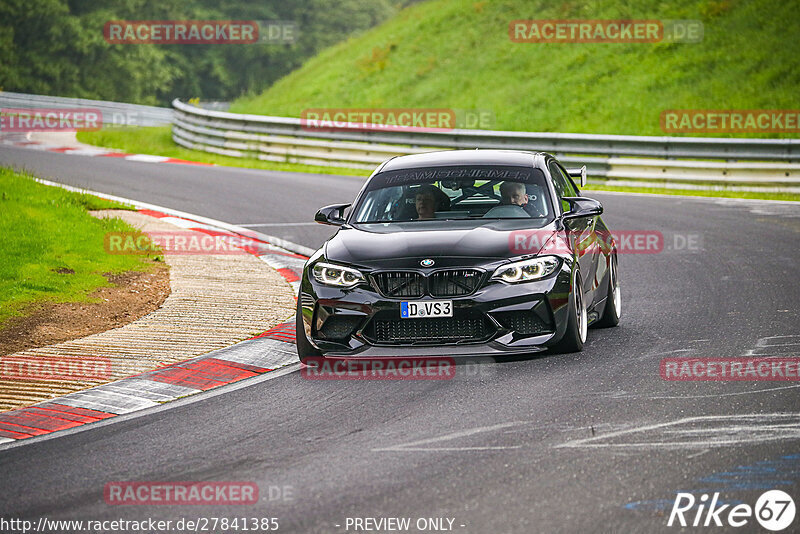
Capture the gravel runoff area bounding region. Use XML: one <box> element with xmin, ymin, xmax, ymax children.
<box><xmin>0</xmin><ymin>209</ymin><xmax>297</xmax><ymax>411</ymax></box>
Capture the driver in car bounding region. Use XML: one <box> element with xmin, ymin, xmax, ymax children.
<box><xmin>500</xmin><ymin>181</ymin><xmax>540</xmax><ymax>217</ymax></box>
<box><xmin>499</xmin><ymin>181</ymin><xmax>529</xmax><ymax>207</ymax></box>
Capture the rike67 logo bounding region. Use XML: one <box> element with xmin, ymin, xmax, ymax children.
<box><xmin>668</xmin><ymin>490</ymin><xmax>795</xmax><ymax>531</ymax></box>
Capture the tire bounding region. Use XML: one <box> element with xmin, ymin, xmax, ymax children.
<box><xmin>550</xmin><ymin>270</ymin><xmax>587</xmax><ymax>353</ymax></box>
<box><xmin>295</xmin><ymin>299</ymin><xmax>322</xmax><ymax>364</ymax></box>
<box><xmin>596</xmin><ymin>255</ymin><xmax>620</xmax><ymax>328</ymax></box>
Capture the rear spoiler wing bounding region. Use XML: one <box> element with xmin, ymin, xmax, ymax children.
<box><xmin>566</xmin><ymin>165</ymin><xmax>587</xmax><ymax>188</ymax></box>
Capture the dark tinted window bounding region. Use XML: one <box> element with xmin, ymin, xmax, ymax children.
<box><xmin>548</xmin><ymin>161</ymin><xmax>578</xmax><ymax>211</ymax></box>
<box><xmin>352</xmin><ymin>165</ymin><xmax>553</xmax><ymax>223</ymax></box>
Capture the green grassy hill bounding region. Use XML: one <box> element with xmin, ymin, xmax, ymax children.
<box><xmin>230</xmin><ymin>0</ymin><xmax>800</xmax><ymax>137</ymax></box>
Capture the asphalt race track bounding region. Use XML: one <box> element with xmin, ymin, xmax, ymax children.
<box><xmin>2</xmin><ymin>145</ymin><xmax>800</xmax><ymax>533</ymax></box>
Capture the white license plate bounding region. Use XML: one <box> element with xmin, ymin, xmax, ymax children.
<box><xmin>400</xmin><ymin>301</ymin><xmax>453</xmax><ymax>319</ymax></box>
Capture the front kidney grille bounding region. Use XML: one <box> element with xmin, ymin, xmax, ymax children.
<box><xmin>372</xmin><ymin>272</ymin><xmax>425</xmax><ymax>297</ymax></box>
<box><xmin>372</xmin><ymin>269</ymin><xmax>483</xmax><ymax>298</ymax></box>
<box><xmin>429</xmin><ymin>269</ymin><xmax>483</xmax><ymax>297</ymax></box>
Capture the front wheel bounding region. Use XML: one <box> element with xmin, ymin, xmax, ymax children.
<box><xmin>550</xmin><ymin>271</ymin><xmax>587</xmax><ymax>353</ymax></box>
<box><xmin>295</xmin><ymin>299</ymin><xmax>322</xmax><ymax>364</ymax></box>
<box><xmin>595</xmin><ymin>255</ymin><xmax>620</xmax><ymax>328</ymax></box>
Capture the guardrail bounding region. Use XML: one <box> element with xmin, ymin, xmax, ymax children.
<box><xmin>171</xmin><ymin>99</ymin><xmax>800</xmax><ymax>189</ymax></box>
<box><xmin>1</xmin><ymin>91</ymin><xmax>172</xmax><ymax>127</ymax></box>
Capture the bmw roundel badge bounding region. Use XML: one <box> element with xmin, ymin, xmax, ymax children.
<box><xmin>420</xmin><ymin>258</ymin><xmax>435</xmax><ymax>267</ymax></box>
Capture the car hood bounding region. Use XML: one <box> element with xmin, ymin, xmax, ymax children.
<box><xmin>325</xmin><ymin>220</ymin><xmax>558</xmax><ymax>268</ymax></box>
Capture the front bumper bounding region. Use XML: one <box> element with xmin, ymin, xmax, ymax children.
<box><xmin>299</xmin><ymin>261</ymin><xmax>574</xmax><ymax>358</ymax></box>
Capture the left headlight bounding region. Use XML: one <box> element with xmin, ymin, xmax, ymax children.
<box><xmin>492</xmin><ymin>256</ymin><xmax>560</xmax><ymax>283</ymax></box>
<box><xmin>312</xmin><ymin>262</ymin><xmax>364</xmax><ymax>288</ymax></box>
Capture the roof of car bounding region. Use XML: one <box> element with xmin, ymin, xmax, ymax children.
<box><xmin>378</xmin><ymin>149</ymin><xmax>549</xmax><ymax>172</ymax></box>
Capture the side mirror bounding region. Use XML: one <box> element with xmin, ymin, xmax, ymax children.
<box><xmin>315</xmin><ymin>203</ymin><xmax>350</xmax><ymax>226</ymax></box>
<box><xmin>566</xmin><ymin>165</ymin><xmax>587</xmax><ymax>188</ymax></box>
<box><xmin>562</xmin><ymin>197</ymin><xmax>603</xmax><ymax>220</ymax></box>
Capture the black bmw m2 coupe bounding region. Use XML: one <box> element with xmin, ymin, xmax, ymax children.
<box><xmin>296</xmin><ymin>150</ymin><xmax>620</xmax><ymax>362</ymax></box>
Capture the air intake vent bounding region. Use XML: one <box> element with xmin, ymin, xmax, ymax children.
<box><xmin>318</xmin><ymin>315</ymin><xmax>363</xmax><ymax>341</ymax></box>
<box><xmin>371</xmin><ymin>317</ymin><xmax>489</xmax><ymax>343</ymax></box>
<box><xmin>493</xmin><ymin>310</ymin><xmax>553</xmax><ymax>335</ymax></box>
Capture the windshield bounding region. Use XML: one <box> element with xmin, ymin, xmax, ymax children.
<box><xmin>352</xmin><ymin>165</ymin><xmax>553</xmax><ymax>224</ymax></box>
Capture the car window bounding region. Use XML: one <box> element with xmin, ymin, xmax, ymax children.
<box><xmin>352</xmin><ymin>165</ymin><xmax>553</xmax><ymax>223</ymax></box>
<box><xmin>558</xmin><ymin>163</ymin><xmax>579</xmax><ymax>196</ymax></box>
<box><xmin>548</xmin><ymin>161</ymin><xmax>578</xmax><ymax>212</ymax></box>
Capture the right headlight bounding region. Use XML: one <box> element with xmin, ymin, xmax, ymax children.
<box><xmin>492</xmin><ymin>256</ymin><xmax>560</xmax><ymax>283</ymax></box>
<box><xmin>312</xmin><ymin>262</ymin><xmax>364</xmax><ymax>288</ymax></box>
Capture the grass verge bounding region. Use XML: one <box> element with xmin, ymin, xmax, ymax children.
<box><xmin>0</xmin><ymin>167</ymin><xmax>163</xmax><ymax>327</ymax></box>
